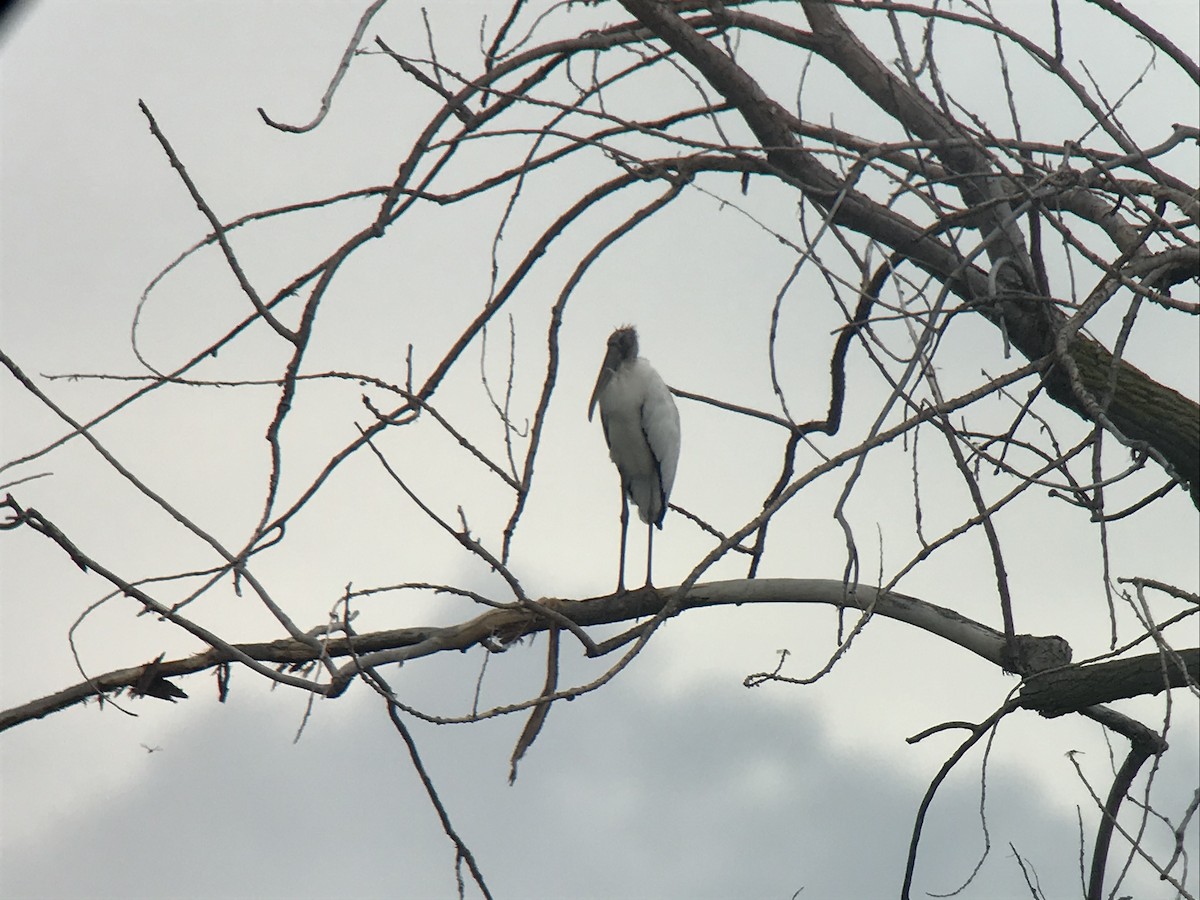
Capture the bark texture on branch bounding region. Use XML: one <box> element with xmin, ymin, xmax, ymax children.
<box><xmin>1020</xmin><ymin>647</ymin><xmax>1199</xmax><ymax>717</ymax></box>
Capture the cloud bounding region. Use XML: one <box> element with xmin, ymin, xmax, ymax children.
<box><xmin>6</xmin><ymin>662</ymin><xmax>1166</xmax><ymax>900</ymax></box>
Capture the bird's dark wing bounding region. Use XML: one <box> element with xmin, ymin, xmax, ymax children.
<box><xmin>639</xmin><ymin>370</ymin><xmax>681</xmax><ymax>526</ymax></box>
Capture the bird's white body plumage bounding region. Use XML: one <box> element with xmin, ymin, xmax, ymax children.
<box><xmin>588</xmin><ymin>325</ymin><xmax>680</xmax><ymax>591</ymax></box>
<box><xmin>594</xmin><ymin>356</ymin><xmax>680</xmax><ymax>526</ymax></box>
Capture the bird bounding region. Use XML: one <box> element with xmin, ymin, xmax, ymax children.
<box><xmin>588</xmin><ymin>325</ymin><xmax>680</xmax><ymax>593</ymax></box>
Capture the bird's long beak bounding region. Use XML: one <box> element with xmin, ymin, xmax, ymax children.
<box><xmin>587</xmin><ymin>345</ymin><xmax>621</xmax><ymax>421</ymax></box>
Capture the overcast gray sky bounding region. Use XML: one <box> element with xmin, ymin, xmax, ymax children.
<box><xmin>2</xmin><ymin>2</ymin><xmax>1197</xmax><ymax>899</ymax></box>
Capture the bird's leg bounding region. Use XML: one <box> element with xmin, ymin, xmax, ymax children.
<box><xmin>616</xmin><ymin>486</ymin><xmax>629</xmax><ymax>595</ymax></box>
<box><xmin>644</xmin><ymin>520</ymin><xmax>654</xmax><ymax>588</ymax></box>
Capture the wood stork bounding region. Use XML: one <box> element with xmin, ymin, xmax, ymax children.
<box><xmin>588</xmin><ymin>326</ymin><xmax>680</xmax><ymax>593</ymax></box>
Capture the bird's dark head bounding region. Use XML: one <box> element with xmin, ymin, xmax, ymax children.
<box><xmin>589</xmin><ymin>325</ymin><xmax>639</xmax><ymax>421</ymax></box>
<box><xmin>608</xmin><ymin>325</ymin><xmax>638</xmax><ymax>362</ymax></box>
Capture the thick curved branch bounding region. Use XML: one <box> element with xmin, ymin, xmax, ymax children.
<box><xmin>1068</xmin><ymin>707</ymin><xmax>1175</xmax><ymax>899</ymax></box>
<box><xmin>2</xmin><ymin>578</ymin><xmax>1073</xmax><ymax>732</ymax></box>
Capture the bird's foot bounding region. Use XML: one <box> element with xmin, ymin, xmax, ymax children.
<box><xmin>636</xmin><ymin>581</ymin><xmax>662</xmax><ymax>600</ymax></box>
